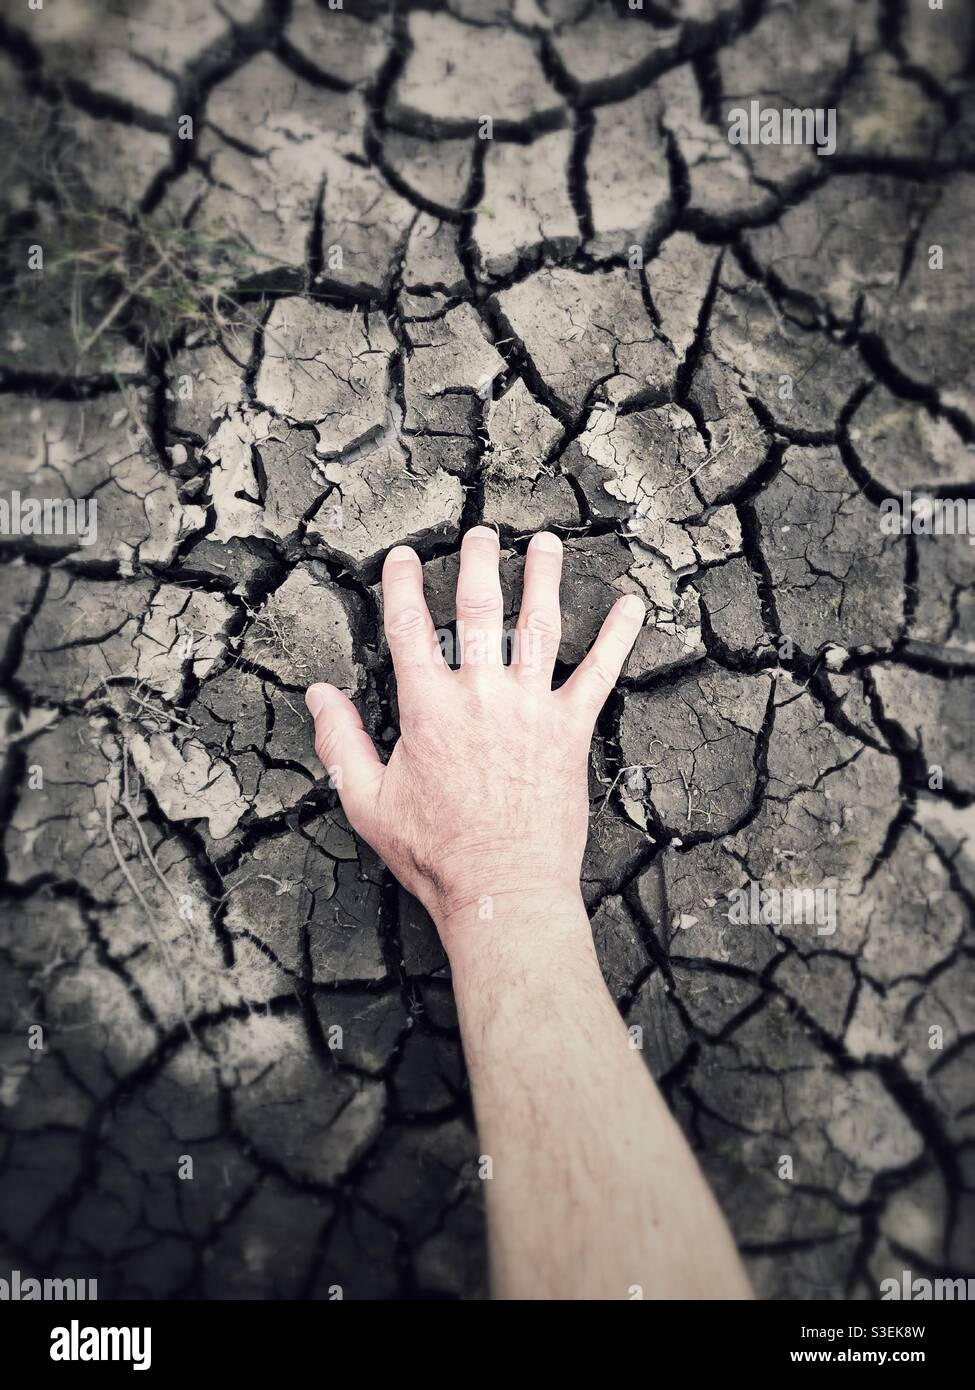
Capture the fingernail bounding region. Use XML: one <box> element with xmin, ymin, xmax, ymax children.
<box><xmin>305</xmin><ymin>684</ymin><xmax>330</xmax><ymax>718</ymax></box>
<box><xmin>466</xmin><ymin>525</ymin><xmax>500</xmax><ymax>545</ymax></box>
<box><xmin>531</xmin><ymin>531</ymin><xmax>562</xmax><ymax>552</ymax></box>
<box><xmin>620</xmin><ymin>594</ymin><xmax>645</xmax><ymax>620</ymax></box>
<box><xmin>386</xmin><ymin>545</ymin><xmax>417</xmax><ymax>565</ymax></box>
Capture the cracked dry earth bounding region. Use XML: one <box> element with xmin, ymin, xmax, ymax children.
<box><xmin>0</xmin><ymin>0</ymin><xmax>973</xmax><ymax>1301</ymax></box>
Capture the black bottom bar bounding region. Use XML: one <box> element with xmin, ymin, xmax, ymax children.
<box><xmin>0</xmin><ymin>1298</ymin><xmax>967</xmax><ymax>1374</ymax></box>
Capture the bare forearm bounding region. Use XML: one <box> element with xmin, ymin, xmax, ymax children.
<box><xmin>442</xmin><ymin>889</ymin><xmax>753</xmax><ymax>1301</ymax></box>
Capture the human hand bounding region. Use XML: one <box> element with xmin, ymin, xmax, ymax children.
<box><xmin>305</xmin><ymin>527</ymin><xmax>645</xmax><ymax>942</ymax></box>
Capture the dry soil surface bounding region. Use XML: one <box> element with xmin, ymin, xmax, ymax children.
<box><xmin>0</xmin><ymin>0</ymin><xmax>973</xmax><ymax>1299</ymax></box>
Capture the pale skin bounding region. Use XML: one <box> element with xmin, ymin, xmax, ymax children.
<box><xmin>305</xmin><ymin>526</ymin><xmax>753</xmax><ymax>1301</ymax></box>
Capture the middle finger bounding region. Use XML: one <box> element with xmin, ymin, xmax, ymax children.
<box><xmin>455</xmin><ymin>526</ymin><xmax>505</xmax><ymax>669</ymax></box>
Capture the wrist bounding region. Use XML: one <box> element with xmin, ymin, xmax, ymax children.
<box><xmin>436</xmin><ymin>881</ymin><xmax>596</xmax><ymax>985</ymax></box>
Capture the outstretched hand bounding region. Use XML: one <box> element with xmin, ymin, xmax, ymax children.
<box><xmin>305</xmin><ymin>526</ymin><xmax>645</xmax><ymax>936</ymax></box>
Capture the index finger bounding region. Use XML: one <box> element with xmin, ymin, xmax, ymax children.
<box><xmin>382</xmin><ymin>545</ymin><xmax>448</xmax><ymax>710</ymax></box>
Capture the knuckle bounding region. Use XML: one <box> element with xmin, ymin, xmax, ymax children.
<box><xmin>386</xmin><ymin>606</ymin><xmax>427</xmax><ymax>641</ymax></box>
<box><xmin>522</xmin><ymin>606</ymin><xmax>561</xmax><ymax>638</ymax></box>
<box><xmin>516</xmin><ymin>611</ymin><xmax>560</xmax><ymax>672</ymax></box>
<box><xmin>586</xmin><ymin>659</ymin><xmax>617</xmax><ymax>691</ymax></box>
<box><xmin>457</xmin><ymin>592</ymin><xmax>503</xmax><ymax>621</ymax></box>
<box><xmin>314</xmin><ymin>725</ymin><xmax>342</xmax><ymax>765</ymax></box>
<box><xmin>402</xmin><ymin>709</ymin><xmax>440</xmax><ymax>750</ymax></box>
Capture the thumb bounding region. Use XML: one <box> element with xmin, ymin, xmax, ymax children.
<box><xmin>306</xmin><ymin>684</ymin><xmax>384</xmax><ymax>830</ymax></box>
